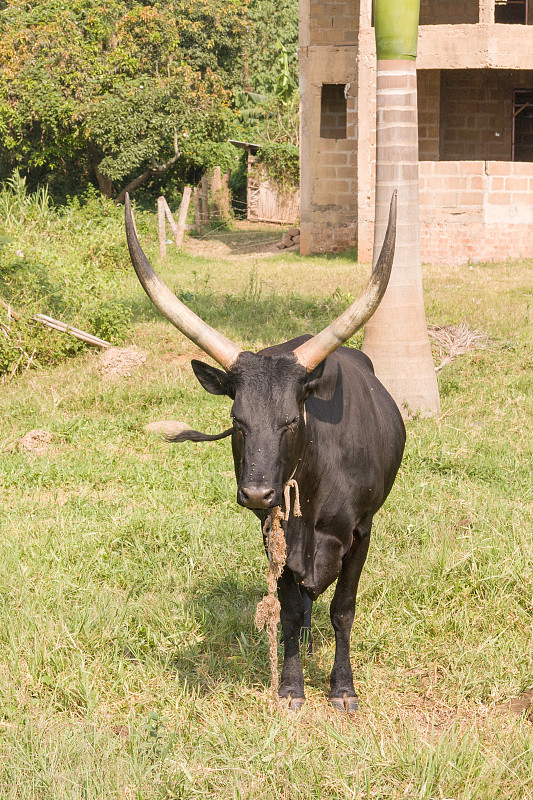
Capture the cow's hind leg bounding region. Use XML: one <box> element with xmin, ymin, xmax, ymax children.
<box><xmin>329</xmin><ymin>517</ymin><xmax>372</xmax><ymax>714</ymax></box>
<box><xmin>277</xmin><ymin>567</ymin><xmax>306</xmax><ymax>710</ymax></box>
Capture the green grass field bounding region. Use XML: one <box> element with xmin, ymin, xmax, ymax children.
<box><xmin>1</xmin><ymin>207</ymin><xmax>532</xmax><ymax>799</ymax></box>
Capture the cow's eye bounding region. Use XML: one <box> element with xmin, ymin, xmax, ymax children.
<box><xmin>285</xmin><ymin>416</ymin><xmax>299</xmax><ymax>431</ymax></box>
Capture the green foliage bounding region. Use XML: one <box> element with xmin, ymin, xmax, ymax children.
<box><xmin>173</xmin><ymin>0</ymin><xmax>249</xmax><ymax>87</ymax></box>
<box><xmin>256</xmin><ymin>142</ymin><xmax>299</xmax><ymax>189</ymax></box>
<box><xmin>0</xmin><ymin>0</ymin><xmax>300</xmax><ymax>198</ymax></box>
<box><xmin>235</xmin><ymin>42</ymin><xmax>300</xmax><ymax>146</ymax></box>
<box><xmin>244</xmin><ymin>0</ymin><xmax>298</xmax><ymax>96</ymax></box>
<box><xmin>0</xmin><ymin>175</ymin><xmax>132</xmax><ymax>377</ymax></box>
<box><xmin>0</xmin><ymin>0</ymin><xmax>236</xmax><ymax>197</ymax></box>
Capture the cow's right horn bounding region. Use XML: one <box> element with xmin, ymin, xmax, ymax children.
<box><xmin>125</xmin><ymin>193</ymin><xmax>243</xmax><ymax>371</ymax></box>
<box><xmin>293</xmin><ymin>191</ymin><xmax>397</xmax><ymax>372</ymax></box>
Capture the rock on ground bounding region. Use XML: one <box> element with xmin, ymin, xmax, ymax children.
<box><xmin>145</xmin><ymin>420</ymin><xmax>193</xmax><ymax>437</ymax></box>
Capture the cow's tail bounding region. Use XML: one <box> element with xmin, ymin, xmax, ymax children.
<box><xmin>164</xmin><ymin>427</ymin><xmax>232</xmax><ymax>444</ymax></box>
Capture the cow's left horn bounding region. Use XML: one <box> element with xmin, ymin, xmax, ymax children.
<box><xmin>125</xmin><ymin>193</ymin><xmax>243</xmax><ymax>371</ymax></box>
<box><xmin>293</xmin><ymin>191</ymin><xmax>397</xmax><ymax>372</ymax></box>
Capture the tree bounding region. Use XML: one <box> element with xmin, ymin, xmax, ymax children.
<box><xmin>361</xmin><ymin>0</ymin><xmax>440</xmax><ymax>417</ymax></box>
<box><xmin>0</xmin><ymin>0</ymin><xmax>237</xmax><ymax>197</ymax></box>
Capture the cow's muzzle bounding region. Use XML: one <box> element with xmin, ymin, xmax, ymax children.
<box><xmin>238</xmin><ymin>485</ymin><xmax>277</xmax><ymax>509</ymax></box>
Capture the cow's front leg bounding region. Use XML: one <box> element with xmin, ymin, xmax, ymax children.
<box><xmin>329</xmin><ymin>518</ymin><xmax>372</xmax><ymax>714</ymax></box>
<box><xmin>277</xmin><ymin>567</ymin><xmax>306</xmax><ymax>710</ymax></box>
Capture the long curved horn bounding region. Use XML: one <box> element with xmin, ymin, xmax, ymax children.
<box><xmin>293</xmin><ymin>191</ymin><xmax>397</xmax><ymax>372</ymax></box>
<box><xmin>125</xmin><ymin>193</ymin><xmax>243</xmax><ymax>370</ymax></box>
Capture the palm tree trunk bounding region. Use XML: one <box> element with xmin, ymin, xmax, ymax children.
<box><xmin>361</xmin><ymin>0</ymin><xmax>440</xmax><ymax>417</ymax></box>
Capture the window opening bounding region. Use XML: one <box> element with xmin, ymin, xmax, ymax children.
<box><xmin>513</xmin><ymin>89</ymin><xmax>533</xmax><ymax>160</ymax></box>
<box><xmin>320</xmin><ymin>85</ymin><xmax>347</xmax><ymax>140</ymax></box>
<box><xmin>495</xmin><ymin>0</ymin><xmax>527</xmax><ymax>24</ymax></box>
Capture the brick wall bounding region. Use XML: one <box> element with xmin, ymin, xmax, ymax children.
<box><xmin>439</xmin><ymin>70</ymin><xmax>533</xmax><ymax>161</ymax></box>
<box><xmin>440</xmin><ymin>70</ymin><xmax>513</xmax><ymax>160</ymax></box>
<box><xmin>301</xmin><ymin>117</ymin><xmax>358</xmax><ymax>253</ymax></box>
<box><xmin>419</xmin><ymin>0</ymin><xmax>478</xmax><ymax>24</ymax></box>
<box><xmin>418</xmin><ymin>70</ymin><xmax>441</xmax><ymax>160</ymax></box>
<box><xmin>299</xmin><ymin>44</ymin><xmax>359</xmax><ymax>256</ymax></box>
<box><xmin>419</xmin><ymin>160</ymin><xmax>533</xmax><ymax>264</ymax></box>
<box><xmin>320</xmin><ymin>84</ymin><xmax>347</xmax><ymax>138</ymax></box>
<box><xmin>309</xmin><ymin>1</ymin><xmax>359</xmax><ymax>45</ymax></box>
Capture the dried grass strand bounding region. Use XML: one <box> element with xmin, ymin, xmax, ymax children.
<box><xmin>428</xmin><ymin>322</ymin><xmax>489</xmax><ymax>374</ymax></box>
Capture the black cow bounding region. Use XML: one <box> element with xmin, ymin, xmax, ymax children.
<box><xmin>125</xmin><ymin>193</ymin><xmax>405</xmax><ymax>713</ymax></box>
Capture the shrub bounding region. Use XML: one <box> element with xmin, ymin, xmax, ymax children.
<box><xmin>0</xmin><ymin>175</ymin><xmax>133</xmax><ymax>378</ymax></box>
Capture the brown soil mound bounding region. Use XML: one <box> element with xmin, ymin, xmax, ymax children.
<box><xmin>18</xmin><ymin>429</ymin><xmax>53</xmax><ymax>455</ymax></box>
<box><xmin>99</xmin><ymin>347</ymin><xmax>147</xmax><ymax>379</ymax></box>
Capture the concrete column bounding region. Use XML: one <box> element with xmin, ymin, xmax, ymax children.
<box><xmin>479</xmin><ymin>0</ymin><xmax>495</xmax><ymax>24</ymax></box>
<box><xmin>359</xmin><ymin>0</ymin><xmax>372</xmax><ymax>28</ymax></box>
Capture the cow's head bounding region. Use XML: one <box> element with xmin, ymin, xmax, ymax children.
<box><xmin>125</xmin><ymin>193</ymin><xmax>396</xmax><ymax>510</ymax></box>
<box><xmin>190</xmin><ymin>351</ymin><xmax>325</xmax><ymax>509</ymax></box>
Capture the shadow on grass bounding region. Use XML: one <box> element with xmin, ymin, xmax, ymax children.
<box><xmin>189</xmin><ymin>226</ymin><xmax>288</xmax><ymax>255</ymax></box>
<box><xmin>126</xmin><ymin>287</ymin><xmax>353</xmax><ymax>348</ymax></box>
<box><xmin>167</xmin><ymin>575</ymin><xmax>331</xmax><ymax>696</ymax></box>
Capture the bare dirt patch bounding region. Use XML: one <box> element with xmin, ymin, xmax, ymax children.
<box><xmin>99</xmin><ymin>346</ymin><xmax>147</xmax><ymax>380</ymax></box>
<box><xmin>184</xmin><ymin>221</ymin><xmax>295</xmax><ymax>259</ymax></box>
<box><xmin>17</xmin><ymin>429</ymin><xmax>53</xmax><ymax>455</ymax></box>
<box><xmin>497</xmin><ymin>689</ymin><xmax>533</xmax><ymax>722</ymax></box>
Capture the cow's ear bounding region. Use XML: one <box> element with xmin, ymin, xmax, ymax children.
<box><xmin>191</xmin><ymin>360</ymin><xmax>233</xmax><ymax>396</ymax></box>
<box><xmin>302</xmin><ymin>359</ymin><xmax>326</xmax><ymax>398</ymax></box>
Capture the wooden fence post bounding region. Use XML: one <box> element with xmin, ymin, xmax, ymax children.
<box><xmin>175</xmin><ymin>186</ymin><xmax>192</xmax><ymax>247</ymax></box>
<box><xmin>201</xmin><ymin>174</ymin><xmax>209</xmax><ymax>228</ymax></box>
<box><xmin>158</xmin><ymin>196</ymin><xmax>166</xmax><ymax>259</ymax></box>
<box><xmin>162</xmin><ymin>198</ymin><xmax>178</xmax><ymax>243</ymax></box>
<box><xmin>193</xmin><ymin>187</ymin><xmax>202</xmax><ymax>234</ymax></box>
<box><xmin>211</xmin><ymin>166</ymin><xmax>222</xmax><ymax>195</ymax></box>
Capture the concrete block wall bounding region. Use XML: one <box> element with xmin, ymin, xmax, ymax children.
<box><xmin>418</xmin><ymin>70</ymin><xmax>441</xmax><ymax>160</ymax></box>
<box><xmin>308</xmin><ymin>1</ymin><xmax>359</xmax><ymax>45</ymax></box>
<box><xmin>419</xmin><ymin>160</ymin><xmax>533</xmax><ymax>263</ymax></box>
<box><xmin>419</xmin><ymin>0</ymin><xmax>479</xmax><ymax>25</ymax></box>
<box><xmin>299</xmin><ymin>3</ymin><xmax>360</xmax><ymax>257</ymax></box>
<box><xmin>440</xmin><ymin>70</ymin><xmax>515</xmax><ymax>161</ymax></box>
<box><xmin>438</xmin><ymin>69</ymin><xmax>533</xmax><ymax>162</ymax></box>
<box><xmin>300</xmin><ymin>0</ymin><xmax>533</xmax><ymax>262</ymax></box>
<box><xmin>300</xmin><ymin>88</ymin><xmax>359</xmax><ymax>253</ymax></box>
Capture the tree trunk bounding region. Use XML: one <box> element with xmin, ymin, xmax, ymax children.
<box><xmin>115</xmin><ymin>169</ymin><xmax>153</xmax><ymax>205</ymax></box>
<box><xmin>361</xmin><ymin>0</ymin><xmax>440</xmax><ymax>417</ymax></box>
<box><xmin>89</xmin><ymin>148</ymin><xmax>114</xmax><ymax>198</ymax></box>
<box><xmin>114</xmin><ymin>136</ymin><xmax>181</xmax><ymax>205</ymax></box>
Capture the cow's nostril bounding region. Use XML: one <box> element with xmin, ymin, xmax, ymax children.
<box><xmin>239</xmin><ymin>485</ymin><xmax>276</xmax><ymax>508</ymax></box>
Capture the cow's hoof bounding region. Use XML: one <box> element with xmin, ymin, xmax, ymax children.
<box><xmin>279</xmin><ymin>695</ymin><xmax>306</xmax><ymax>713</ymax></box>
<box><xmin>330</xmin><ymin>693</ymin><xmax>358</xmax><ymax>715</ymax></box>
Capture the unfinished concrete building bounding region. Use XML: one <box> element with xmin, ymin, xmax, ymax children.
<box><xmin>299</xmin><ymin>0</ymin><xmax>533</xmax><ymax>264</ymax></box>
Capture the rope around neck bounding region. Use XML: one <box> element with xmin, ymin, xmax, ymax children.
<box><xmin>254</xmin><ymin>479</ymin><xmax>302</xmax><ymax>703</ymax></box>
